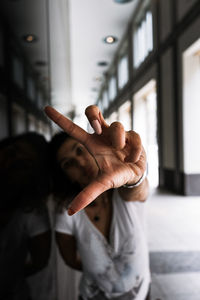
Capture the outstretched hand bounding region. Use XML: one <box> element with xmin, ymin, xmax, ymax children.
<box><xmin>45</xmin><ymin>105</ymin><xmax>146</xmax><ymax>215</ymax></box>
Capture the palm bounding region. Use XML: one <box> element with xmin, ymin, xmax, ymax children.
<box><xmin>87</xmin><ymin>133</ymin><xmax>143</xmax><ymax>186</ymax></box>
<box><xmin>45</xmin><ymin>106</ymin><xmax>146</xmax><ymax>214</ymax></box>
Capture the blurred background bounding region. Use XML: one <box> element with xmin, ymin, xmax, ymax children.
<box><xmin>0</xmin><ymin>0</ymin><xmax>200</xmax><ymax>299</ymax></box>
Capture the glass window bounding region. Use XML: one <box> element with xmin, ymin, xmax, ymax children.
<box><xmin>12</xmin><ymin>56</ymin><xmax>24</xmax><ymax>89</ymax></box>
<box><xmin>12</xmin><ymin>104</ymin><xmax>26</xmax><ymax>135</ymax></box>
<box><xmin>107</xmin><ymin>111</ymin><xmax>118</xmax><ymax>125</ymax></box>
<box><xmin>38</xmin><ymin>91</ymin><xmax>44</xmax><ymax>108</ymax></box>
<box><xmin>97</xmin><ymin>98</ymin><xmax>103</xmax><ymax>112</ymax></box>
<box><xmin>102</xmin><ymin>90</ymin><xmax>109</xmax><ymax>110</ymax></box>
<box><xmin>38</xmin><ymin>120</ymin><xmax>44</xmax><ymax>134</ymax></box>
<box><xmin>108</xmin><ymin>76</ymin><xmax>117</xmax><ymax>102</ymax></box>
<box><xmin>118</xmin><ymin>55</ymin><xmax>128</xmax><ymax>90</ymax></box>
<box><xmin>146</xmin><ymin>11</ymin><xmax>153</xmax><ymax>53</ymax></box>
<box><xmin>28</xmin><ymin>114</ymin><xmax>37</xmax><ymax>131</ymax></box>
<box><xmin>133</xmin><ymin>10</ymin><xmax>153</xmax><ymax>68</ymax></box>
<box><xmin>27</xmin><ymin>77</ymin><xmax>36</xmax><ymax>101</ymax></box>
<box><xmin>118</xmin><ymin>101</ymin><xmax>132</xmax><ymax>131</ymax></box>
<box><xmin>43</xmin><ymin>124</ymin><xmax>51</xmax><ymax>141</ymax></box>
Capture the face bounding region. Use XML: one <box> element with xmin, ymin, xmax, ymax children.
<box><xmin>57</xmin><ymin>138</ymin><xmax>99</xmax><ymax>187</ymax></box>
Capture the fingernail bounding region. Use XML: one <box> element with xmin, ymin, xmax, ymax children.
<box><xmin>68</xmin><ymin>207</ymin><xmax>75</xmax><ymax>216</ymax></box>
<box><xmin>91</xmin><ymin>120</ymin><xmax>102</xmax><ymax>135</ymax></box>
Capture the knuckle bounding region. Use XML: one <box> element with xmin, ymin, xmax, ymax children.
<box><xmin>85</xmin><ymin>105</ymin><xmax>98</xmax><ymax>116</ymax></box>
<box><xmin>111</xmin><ymin>121</ymin><xmax>123</xmax><ymax>130</ymax></box>
<box><xmin>67</xmin><ymin>121</ymin><xmax>76</xmax><ymax>134</ymax></box>
<box><xmin>128</xmin><ymin>130</ymin><xmax>142</xmax><ymax>143</ymax></box>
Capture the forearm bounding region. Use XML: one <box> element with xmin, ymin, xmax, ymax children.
<box><xmin>118</xmin><ymin>177</ymin><xmax>149</xmax><ymax>202</ymax></box>
<box><xmin>25</xmin><ymin>231</ymin><xmax>51</xmax><ymax>277</ymax></box>
<box><xmin>56</xmin><ymin>232</ymin><xmax>82</xmax><ymax>271</ymax></box>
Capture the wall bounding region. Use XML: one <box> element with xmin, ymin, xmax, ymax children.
<box><xmin>183</xmin><ymin>46</ymin><xmax>200</xmax><ymax>174</ymax></box>
<box><xmin>177</xmin><ymin>0</ymin><xmax>199</xmax><ymax>21</ymax></box>
<box><xmin>0</xmin><ymin>17</ymin><xmax>51</xmax><ymax>138</ymax></box>
<box><xmin>161</xmin><ymin>48</ymin><xmax>175</xmax><ymax>170</ymax></box>
<box><xmin>159</xmin><ymin>0</ymin><xmax>172</xmax><ymax>42</ymax></box>
<box><xmin>103</xmin><ymin>0</ymin><xmax>200</xmax><ymax>194</ymax></box>
<box><xmin>177</xmin><ymin>15</ymin><xmax>200</xmax><ymax>195</ymax></box>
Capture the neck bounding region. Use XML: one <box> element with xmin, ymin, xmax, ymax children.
<box><xmin>90</xmin><ymin>191</ymin><xmax>111</xmax><ymax>207</ymax></box>
<box><xmin>84</xmin><ymin>190</ymin><xmax>113</xmax><ymax>224</ymax></box>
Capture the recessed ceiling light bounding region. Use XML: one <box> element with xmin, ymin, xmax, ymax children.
<box><xmin>104</xmin><ymin>36</ymin><xmax>117</xmax><ymax>44</ymax></box>
<box><xmin>93</xmin><ymin>76</ymin><xmax>102</xmax><ymax>82</ymax></box>
<box><xmin>114</xmin><ymin>0</ymin><xmax>133</xmax><ymax>3</ymax></box>
<box><xmin>23</xmin><ymin>34</ymin><xmax>37</xmax><ymax>43</ymax></box>
<box><xmin>97</xmin><ymin>61</ymin><xmax>108</xmax><ymax>67</ymax></box>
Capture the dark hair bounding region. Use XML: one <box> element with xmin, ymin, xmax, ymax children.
<box><xmin>0</xmin><ymin>132</ymin><xmax>51</xmax><ymax>211</ymax></box>
<box><xmin>48</xmin><ymin>131</ymin><xmax>81</xmax><ymax>205</ymax></box>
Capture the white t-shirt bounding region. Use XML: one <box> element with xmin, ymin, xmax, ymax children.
<box><xmin>55</xmin><ymin>190</ymin><xmax>150</xmax><ymax>300</ymax></box>
<box><xmin>0</xmin><ymin>206</ymin><xmax>50</xmax><ymax>300</ymax></box>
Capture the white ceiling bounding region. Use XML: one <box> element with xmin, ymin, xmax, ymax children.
<box><xmin>1</xmin><ymin>0</ymin><xmax>138</xmax><ymax>121</ymax></box>
<box><xmin>1</xmin><ymin>0</ymin><xmax>49</xmax><ymax>80</ymax></box>
<box><xmin>68</xmin><ymin>0</ymin><xmax>138</xmax><ymax>114</ymax></box>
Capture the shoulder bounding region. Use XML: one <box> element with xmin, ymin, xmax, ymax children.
<box><xmin>22</xmin><ymin>205</ymin><xmax>50</xmax><ymax>237</ymax></box>
<box><xmin>55</xmin><ymin>208</ymin><xmax>83</xmax><ymax>235</ymax></box>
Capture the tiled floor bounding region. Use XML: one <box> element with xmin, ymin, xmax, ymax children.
<box><xmin>146</xmin><ymin>189</ymin><xmax>200</xmax><ymax>300</ymax></box>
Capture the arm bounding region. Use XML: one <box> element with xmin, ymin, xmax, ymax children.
<box><xmin>45</xmin><ymin>105</ymin><xmax>148</xmax><ymax>214</ymax></box>
<box><xmin>25</xmin><ymin>230</ymin><xmax>51</xmax><ymax>277</ymax></box>
<box><xmin>119</xmin><ymin>177</ymin><xmax>149</xmax><ymax>202</ymax></box>
<box><xmin>56</xmin><ymin>232</ymin><xmax>82</xmax><ymax>271</ymax></box>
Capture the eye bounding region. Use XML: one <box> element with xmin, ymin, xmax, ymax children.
<box><xmin>62</xmin><ymin>159</ymin><xmax>75</xmax><ymax>169</ymax></box>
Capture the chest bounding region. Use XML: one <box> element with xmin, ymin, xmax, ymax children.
<box><xmin>76</xmin><ymin>204</ymin><xmax>147</xmax><ymax>286</ymax></box>
<box><xmin>84</xmin><ymin>201</ymin><xmax>113</xmax><ymax>241</ymax></box>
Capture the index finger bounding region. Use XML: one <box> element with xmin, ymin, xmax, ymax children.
<box><xmin>44</xmin><ymin>106</ymin><xmax>89</xmax><ymax>144</ymax></box>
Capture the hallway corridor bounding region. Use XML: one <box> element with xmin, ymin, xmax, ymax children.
<box><xmin>147</xmin><ymin>190</ymin><xmax>200</xmax><ymax>300</ymax></box>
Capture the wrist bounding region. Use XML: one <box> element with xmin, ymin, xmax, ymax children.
<box><xmin>123</xmin><ymin>170</ymin><xmax>147</xmax><ymax>189</ymax></box>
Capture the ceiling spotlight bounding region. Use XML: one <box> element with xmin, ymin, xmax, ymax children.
<box><xmin>23</xmin><ymin>34</ymin><xmax>37</xmax><ymax>43</ymax></box>
<box><xmin>93</xmin><ymin>76</ymin><xmax>102</xmax><ymax>82</ymax></box>
<box><xmin>104</xmin><ymin>36</ymin><xmax>117</xmax><ymax>44</ymax></box>
<box><xmin>97</xmin><ymin>61</ymin><xmax>108</xmax><ymax>67</ymax></box>
<box><xmin>114</xmin><ymin>0</ymin><xmax>133</xmax><ymax>3</ymax></box>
